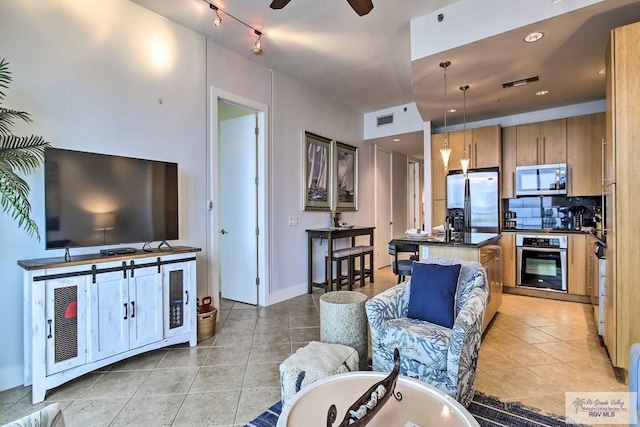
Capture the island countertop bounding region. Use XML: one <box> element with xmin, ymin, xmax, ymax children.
<box><xmin>390</xmin><ymin>232</ymin><xmax>501</xmax><ymax>248</ymax></box>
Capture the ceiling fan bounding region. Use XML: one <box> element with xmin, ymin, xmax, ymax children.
<box><xmin>270</xmin><ymin>0</ymin><xmax>373</xmax><ymax>16</ymax></box>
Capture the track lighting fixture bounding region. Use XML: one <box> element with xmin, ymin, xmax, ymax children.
<box><xmin>210</xmin><ymin>4</ymin><xmax>222</xmax><ymax>27</ymax></box>
<box><xmin>252</xmin><ymin>30</ymin><xmax>263</xmax><ymax>55</ymax></box>
<box><xmin>203</xmin><ymin>1</ymin><xmax>266</xmax><ymax>53</ymax></box>
<box><xmin>440</xmin><ymin>61</ymin><xmax>452</xmax><ymax>172</ymax></box>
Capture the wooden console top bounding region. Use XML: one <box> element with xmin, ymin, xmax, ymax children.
<box><xmin>17</xmin><ymin>246</ymin><xmax>201</xmax><ymax>271</ymax></box>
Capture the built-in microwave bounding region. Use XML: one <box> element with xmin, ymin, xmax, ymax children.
<box><xmin>515</xmin><ymin>163</ymin><xmax>567</xmax><ymax>196</ymax></box>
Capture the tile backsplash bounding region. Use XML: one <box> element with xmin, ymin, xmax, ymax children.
<box><xmin>503</xmin><ymin>196</ymin><xmax>601</xmax><ymax>230</ymax></box>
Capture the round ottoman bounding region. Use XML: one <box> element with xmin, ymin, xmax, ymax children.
<box><xmin>320</xmin><ymin>290</ymin><xmax>368</xmax><ymax>370</ymax></box>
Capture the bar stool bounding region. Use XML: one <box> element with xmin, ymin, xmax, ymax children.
<box><xmin>389</xmin><ymin>243</ymin><xmax>418</xmax><ymax>284</ymax></box>
<box><xmin>325</xmin><ymin>247</ymin><xmax>358</xmax><ymax>291</ymax></box>
<box><xmin>351</xmin><ymin>245</ymin><xmax>374</xmax><ymax>287</ymax></box>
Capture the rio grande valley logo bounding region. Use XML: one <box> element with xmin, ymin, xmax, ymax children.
<box><xmin>566</xmin><ymin>392</ymin><xmax>637</xmax><ymax>424</ymax></box>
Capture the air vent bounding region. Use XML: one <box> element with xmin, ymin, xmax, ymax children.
<box><xmin>502</xmin><ymin>76</ymin><xmax>539</xmax><ymax>88</ymax></box>
<box><xmin>376</xmin><ymin>114</ymin><xmax>394</xmax><ymax>126</ymax></box>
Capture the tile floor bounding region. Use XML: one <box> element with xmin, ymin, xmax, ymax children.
<box><xmin>0</xmin><ymin>267</ymin><xmax>624</xmax><ymax>426</ymax></box>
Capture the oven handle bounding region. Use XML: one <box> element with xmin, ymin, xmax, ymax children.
<box><xmin>517</xmin><ymin>246</ymin><xmax>566</xmax><ymax>253</ymax></box>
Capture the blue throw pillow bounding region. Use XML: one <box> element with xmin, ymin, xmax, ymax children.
<box><xmin>407</xmin><ymin>262</ymin><xmax>461</xmax><ymax>328</ymax></box>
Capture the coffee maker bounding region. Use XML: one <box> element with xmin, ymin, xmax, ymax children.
<box><xmin>447</xmin><ymin>209</ymin><xmax>465</xmax><ymax>232</ymax></box>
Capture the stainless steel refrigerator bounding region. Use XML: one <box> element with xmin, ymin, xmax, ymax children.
<box><xmin>446</xmin><ymin>168</ymin><xmax>499</xmax><ymax>233</ymax></box>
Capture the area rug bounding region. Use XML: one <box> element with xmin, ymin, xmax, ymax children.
<box><xmin>245</xmin><ymin>392</ymin><xmax>578</xmax><ymax>427</ymax></box>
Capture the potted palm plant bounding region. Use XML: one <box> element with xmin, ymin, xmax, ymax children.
<box><xmin>0</xmin><ymin>58</ymin><xmax>50</xmax><ymax>240</ymax></box>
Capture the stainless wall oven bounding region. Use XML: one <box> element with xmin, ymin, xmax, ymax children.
<box><xmin>516</xmin><ymin>235</ymin><xmax>567</xmax><ymax>292</ymax></box>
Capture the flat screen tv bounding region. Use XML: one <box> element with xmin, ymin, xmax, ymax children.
<box><xmin>44</xmin><ymin>148</ymin><xmax>178</xmax><ymax>249</ymax></box>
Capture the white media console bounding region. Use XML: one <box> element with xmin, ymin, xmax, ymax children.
<box><xmin>18</xmin><ymin>246</ymin><xmax>201</xmax><ymax>403</ymax></box>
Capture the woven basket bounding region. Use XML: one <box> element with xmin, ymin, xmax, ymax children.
<box><xmin>197</xmin><ymin>308</ymin><xmax>217</xmax><ymax>341</ymax></box>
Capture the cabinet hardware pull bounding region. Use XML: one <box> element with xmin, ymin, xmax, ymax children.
<box><xmin>542</xmin><ymin>136</ymin><xmax>546</xmax><ymax>162</ymax></box>
<box><xmin>536</xmin><ymin>137</ymin><xmax>540</xmax><ymax>164</ymax></box>
<box><xmin>124</xmin><ymin>303</ymin><xmax>128</xmax><ymax>320</ymax></box>
<box><xmin>473</xmin><ymin>143</ymin><xmax>476</xmax><ymax>166</ymax></box>
<box><xmin>130</xmin><ymin>260</ymin><xmax>135</xmax><ymax>278</ymax></box>
<box><xmin>512</xmin><ymin>172</ymin><xmax>515</xmax><ymax>197</ymax></box>
<box><xmin>47</xmin><ymin>319</ymin><xmax>52</xmax><ymax>339</ymax></box>
<box><xmin>131</xmin><ymin>301</ymin><xmax>135</xmax><ymax>318</ymax></box>
<box><xmin>122</xmin><ymin>262</ymin><xmax>127</xmax><ymax>279</ymax></box>
<box><xmin>157</xmin><ymin>257</ymin><xmax>161</xmax><ymax>274</ymax></box>
<box><xmin>185</xmin><ymin>290</ymin><xmax>189</xmax><ymax>305</ymax></box>
<box><xmin>92</xmin><ymin>265</ymin><xmax>97</xmax><ymax>284</ymax></box>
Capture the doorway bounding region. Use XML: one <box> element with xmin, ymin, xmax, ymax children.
<box><xmin>208</xmin><ymin>88</ymin><xmax>269</xmax><ymax>307</ymax></box>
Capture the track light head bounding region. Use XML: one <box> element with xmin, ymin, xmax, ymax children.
<box><xmin>252</xmin><ymin>30</ymin><xmax>263</xmax><ymax>55</ymax></box>
<box><xmin>209</xmin><ymin>4</ymin><xmax>222</xmax><ymax>26</ymax></box>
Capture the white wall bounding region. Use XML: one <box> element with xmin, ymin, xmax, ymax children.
<box><xmin>269</xmin><ymin>71</ymin><xmax>366</xmax><ymax>302</ymax></box>
<box><xmin>392</xmin><ymin>153</ymin><xmax>408</xmax><ymax>238</ymax></box>
<box><xmin>0</xmin><ymin>0</ymin><xmax>207</xmax><ymax>391</ymax></box>
<box><xmin>363</xmin><ymin>103</ymin><xmax>423</xmax><ymax>140</ymax></box>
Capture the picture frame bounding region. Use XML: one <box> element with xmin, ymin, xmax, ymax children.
<box><xmin>334</xmin><ymin>141</ymin><xmax>358</xmax><ymax>211</ymax></box>
<box><xmin>303</xmin><ymin>131</ymin><xmax>332</xmax><ymax>211</ymax></box>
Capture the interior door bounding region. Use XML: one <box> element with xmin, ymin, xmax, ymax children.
<box><xmin>219</xmin><ymin>103</ymin><xmax>258</xmax><ymax>305</ymax></box>
<box><xmin>375</xmin><ymin>147</ymin><xmax>392</xmax><ymax>268</ymax></box>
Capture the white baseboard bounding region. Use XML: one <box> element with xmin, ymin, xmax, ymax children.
<box><xmin>0</xmin><ymin>364</ymin><xmax>23</xmax><ymax>392</ymax></box>
<box><xmin>267</xmin><ymin>282</ymin><xmax>308</xmax><ymax>306</ymax></box>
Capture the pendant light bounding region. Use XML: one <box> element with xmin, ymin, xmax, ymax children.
<box><xmin>459</xmin><ymin>85</ymin><xmax>471</xmax><ymax>176</ymax></box>
<box><xmin>439</xmin><ymin>61</ymin><xmax>452</xmax><ymax>171</ymax></box>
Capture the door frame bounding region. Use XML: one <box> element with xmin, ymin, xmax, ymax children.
<box><xmin>374</xmin><ymin>145</ymin><xmax>392</xmax><ymax>269</ymax></box>
<box><xmin>208</xmin><ymin>87</ymin><xmax>270</xmax><ymax>307</ymax></box>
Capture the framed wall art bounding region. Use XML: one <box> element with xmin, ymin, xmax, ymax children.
<box><xmin>334</xmin><ymin>141</ymin><xmax>358</xmax><ymax>211</ymax></box>
<box><xmin>303</xmin><ymin>131</ymin><xmax>332</xmax><ymax>211</ymax></box>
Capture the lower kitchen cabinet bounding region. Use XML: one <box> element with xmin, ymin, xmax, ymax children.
<box><xmin>481</xmin><ymin>245</ymin><xmax>503</xmax><ymax>331</ymax></box>
<box><xmin>19</xmin><ymin>247</ymin><xmax>201</xmax><ymax>403</ymax></box>
<box><xmin>500</xmin><ymin>232</ymin><xmax>516</xmax><ymax>287</ymax></box>
<box><xmin>568</xmin><ymin>234</ymin><xmax>588</xmax><ymax>296</ymax></box>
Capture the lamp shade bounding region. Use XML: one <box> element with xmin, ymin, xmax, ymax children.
<box><xmin>440</xmin><ymin>147</ymin><xmax>452</xmax><ymax>170</ymax></box>
<box><xmin>460</xmin><ymin>157</ymin><xmax>471</xmax><ymax>175</ymax></box>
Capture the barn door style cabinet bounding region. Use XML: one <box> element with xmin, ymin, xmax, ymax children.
<box><xmin>19</xmin><ymin>246</ymin><xmax>200</xmax><ymax>403</ymax></box>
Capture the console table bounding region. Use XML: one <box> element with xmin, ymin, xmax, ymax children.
<box><xmin>18</xmin><ymin>246</ymin><xmax>201</xmax><ymax>403</ymax></box>
<box><xmin>306</xmin><ymin>226</ymin><xmax>374</xmax><ymax>293</ymax></box>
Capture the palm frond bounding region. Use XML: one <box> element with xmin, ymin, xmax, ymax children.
<box><xmin>0</xmin><ymin>58</ymin><xmax>10</xmax><ymax>103</ymax></box>
<box><xmin>0</xmin><ymin>169</ymin><xmax>39</xmax><ymax>240</ymax></box>
<box><xmin>0</xmin><ymin>108</ymin><xmax>33</xmax><ymax>136</ymax></box>
<box><xmin>0</xmin><ymin>135</ymin><xmax>50</xmax><ymax>175</ymax></box>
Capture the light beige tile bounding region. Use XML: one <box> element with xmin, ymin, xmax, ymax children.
<box><xmin>255</xmin><ymin>316</ymin><xmax>289</xmax><ymax>329</ymax></box>
<box><xmin>110</xmin><ymin>394</ymin><xmax>185</xmax><ymax>427</ymax></box>
<box><xmin>288</xmin><ymin>315</ymin><xmax>320</xmax><ymax>328</ymax></box>
<box><xmin>496</xmin><ymin>343</ymin><xmax>563</xmax><ymax>367</ymax></box>
<box><xmin>227</xmin><ymin>309</ymin><xmax>259</xmax><ymax>320</ymax></box>
<box><xmin>62</xmin><ymin>398</ymin><xmax>129</xmax><ymax>427</ymax></box>
<box><xmin>533</xmin><ymin>341</ymin><xmax>604</xmax><ymax>363</ymax></box>
<box><xmin>477</xmin><ymin>344</ymin><xmax>520</xmax><ymax>370</ymax></box>
<box><xmin>249</xmin><ymin>343</ymin><xmax>291</xmax><ymax>364</ymax></box>
<box><xmin>156</xmin><ymin>348</ymin><xmax>211</xmax><ymax>368</ymax></box>
<box><xmin>501</xmin><ymin>326</ymin><xmax>560</xmax><ymax>344</ymax></box>
<box><xmin>214</xmin><ymin>330</ymin><xmax>254</xmax><ymax>347</ymax></box>
<box><xmin>45</xmin><ymin>373</ymin><xmax>102</xmax><ymax>401</ymax></box>
<box><xmin>79</xmin><ymin>371</ymin><xmax>150</xmax><ymax>399</ymax></box>
<box><xmin>234</xmin><ymin>387</ymin><xmax>281</xmax><ymax>425</ymax></box>
<box><xmin>0</xmin><ymin>387</ymin><xmax>31</xmax><ymax>404</ymax></box>
<box><xmin>243</xmin><ymin>362</ymin><xmax>281</xmax><ymax>388</ymax></box>
<box><xmin>0</xmin><ymin>401</ymin><xmax>71</xmax><ymax>425</ymax></box>
<box><xmin>290</xmin><ymin>327</ymin><xmax>320</xmax><ymax>343</ymax></box>
<box><xmin>189</xmin><ymin>365</ymin><xmax>245</xmax><ymax>392</ymax></box>
<box><xmin>203</xmin><ymin>346</ymin><xmax>249</xmax><ymax>366</ymax></box>
<box><xmin>135</xmin><ymin>367</ymin><xmax>199</xmax><ymax>396</ymax></box>
<box><xmin>252</xmin><ymin>328</ymin><xmax>291</xmax><ymax>346</ymax></box>
<box><xmin>173</xmin><ymin>390</ymin><xmax>240</xmax><ymax>426</ymax></box>
<box><xmin>536</xmin><ymin>325</ymin><xmax>597</xmax><ymax>341</ymax></box>
<box><xmin>109</xmin><ymin>350</ymin><xmax>168</xmax><ymax>371</ymax></box>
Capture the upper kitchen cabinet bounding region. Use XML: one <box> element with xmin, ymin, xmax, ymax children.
<box><xmin>516</xmin><ymin>119</ymin><xmax>567</xmax><ymax>166</ymax></box>
<box><xmin>471</xmin><ymin>125</ymin><xmax>501</xmax><ymax>169</ymax></box>
<box><xmin>501</xmin><ymin>126</ymin><xmax>516</xmax><ymax>198</ymax></box>
<box><xmin>567</xmin><ymin>113</ymin><xmax>605</xmax><ymax>197</ymax></box>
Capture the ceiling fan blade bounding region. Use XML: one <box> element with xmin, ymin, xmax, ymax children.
<box><xmin>270</xmin><ymin>0</ymin><xmax>292</xmax><ymax>9</ymax></box>
<box><xmin>346</xmin><ymin>0</ymin><xmax>373</xmax><ymax>16</ymax></box>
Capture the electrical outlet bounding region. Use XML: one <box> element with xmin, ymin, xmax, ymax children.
<box><xmin>421</xmin><ymin>246</ymin><xmax>429</xmax><ymax>260</ymax></box>
<box><xmin>288</xmin><ymin>217</ymin><xmax>298</xmax><ymax>226</ymax></box>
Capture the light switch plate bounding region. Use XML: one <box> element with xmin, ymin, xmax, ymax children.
<box><xmin>288</xmin><ymin>217</ymin><xmax>298</xmax><ymax>226</ymax></box>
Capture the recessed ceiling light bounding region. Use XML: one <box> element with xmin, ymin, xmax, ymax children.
<box><xmin>523</xmin><ymin>32</ymin><xmax>544</xmax><ymax>43</ymax></box>
<box><xmin>598</xmin><ymin>69</ymin><xmax>606</xmax><ymax>75</ymax></box>
<box><xmin>536</xmin><ymin>90</ymin><xmax>549</xmax><ymax>96</ymax></box>
<box><xmin>392</xmin><ymin>138</ymin><xmax>400</xmax><ymax>142</ymax></box>
<box><xmin>447</xmin><ymin>108</ymin><xmax>458</xmax><ymax>113</ymax></box>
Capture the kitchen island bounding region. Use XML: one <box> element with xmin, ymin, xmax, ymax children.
<box><xmin>389</xmin><ymin>232</ymin><xmax>502</xmax><ymax>331</ymax></box>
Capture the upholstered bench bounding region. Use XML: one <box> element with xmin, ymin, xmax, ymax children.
<box><xmin>279</xmin><ymin>341</ymin><xmax>359</xmax><ymax>404</ymax></box>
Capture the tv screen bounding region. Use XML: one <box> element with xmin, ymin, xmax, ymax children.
<box><xmin>44</xmin><ymin>148</ymin><xmax>178</xmax><ymax>249</ymax></box>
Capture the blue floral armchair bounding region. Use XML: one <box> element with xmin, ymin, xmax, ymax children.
<box><xmin>365</xmin><ymin>258</ymin><xmax>488</xmax><ymax>407</ymax></box>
